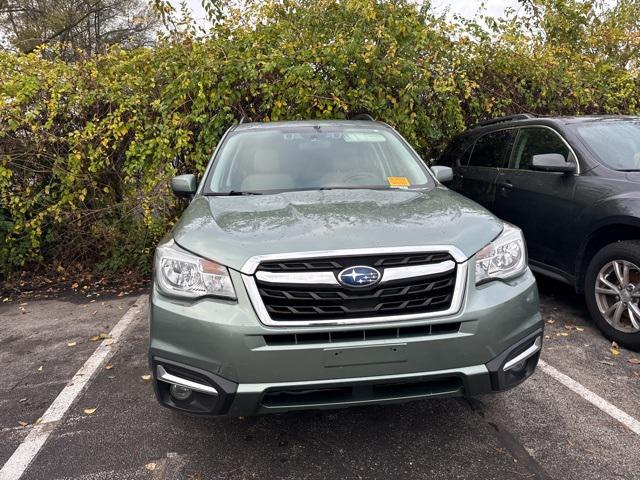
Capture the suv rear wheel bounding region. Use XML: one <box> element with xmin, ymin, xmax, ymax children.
<box><xmin>585</xmin><ymin>241</ymin><xmax>640</xmax><ymax>351</ymax></box>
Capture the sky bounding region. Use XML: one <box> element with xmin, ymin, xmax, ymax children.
<box><xmin>178</xmin><ymin>0</ymin><xmax>523</xmax><ymax>24</ymax></box>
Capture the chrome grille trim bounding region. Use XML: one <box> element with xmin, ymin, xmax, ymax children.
<box><xmin>240</xmin><ymin>245</ymin><xmax>467</xmax><ymax>274</ymax></box>
<box><xmin>380</xmin><ymin>260</ymin><xmax>456</xmax><ymax>283</ymax></box>
<box><xmin>241</xmin><ymin>247</ymin><xmax>468</xmax><ymax>327</ymax></box>
<box><xmin>256</xmin><ymin>270</ymin><xmax>339</xmax><ymax>286</ymax></box>
<box><xmin>255</xmin><ymin>260</ymin><xmax>456</xmax><ymax>286</ymax></box>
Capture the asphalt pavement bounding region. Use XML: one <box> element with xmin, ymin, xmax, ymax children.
<box><xmin>1</xmin><ymin>277</ymin><xmax>639</xmax><ymax>480</ymax></box>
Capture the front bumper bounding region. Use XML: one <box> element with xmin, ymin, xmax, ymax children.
<box><xmin>149</xmin><ymin>267</ymin><xmax>543</xmax><ymax>416</ymax></box>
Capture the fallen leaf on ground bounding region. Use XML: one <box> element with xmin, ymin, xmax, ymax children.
<box><xmin>71</xmin><ymin>282</ymin><xmax>79</xmax><ymax>289</ymax></box>
<box><xmin>67</xmin><ymin>341</ymin><xmax>77</xmax><ymax>347</ymax></box>
<box><xmin>18</xmin><ymin>421</ymin><xmax>28</xmax><ymax>427</ymax></box>
<box><xmin>546</xmin><ymin>319</ymin><xmax>555</xmax><ymax>324</ymax></box>
<box><xmin>83</xmin><ymin>408</ymin><xmax>97</xmax><ymax>415</ymax></box>
<box><xmin>144</xmin><ymin>463</ymin><xmax>156</xmax><ymax>471</ymax></box>
<box><xmin>105</xmin><ymin>364</ymin><xmax>113</xmax><ymax>370</ymax></box>
<box><xmin>37</xmin><ymin>366</ymin><xmax>43</xmax><ymax>372</ymax></box>
<box><xmin>99</xmin><ymin>333</ymin><xmax>110</xmax><ymax>339</ymax></box>
<box><xmin>628</xmin><ymin>358</ymin><xmax>640</xmax><ymax>365</ymax></box>
<box><xmin>611</xmin><ymin>341</ymin><xmax>621</xmax><ymax>356</ymax></box>
<box><xmin>34</xmin><ymin>417</ymin><xmax>42</xmax><ymax>425</ymax></box>
<box><xmin>576</xmin><ymin>327</ymin><xmax>585</xmax><ymax>332</ymax></box>
<box><xmin>103</xmin><ymin>339</ymin><xmax>114</xmax><ymax>346</ymax></box>
<box><xmin>89</xmin><ymin>335</ymin><xmax>100</xmax><ymax>342</ymax></box>
<box><xmin>141</xmin><ymin>374</ymin><xmax>151</xmax><ymax>381</ymax></box>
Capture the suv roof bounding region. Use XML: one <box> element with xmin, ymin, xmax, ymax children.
<box><xmin>232</xmin><ymin>118</ymin><xmax>390</xmax><ymax>132</ymax></box>
<box><xmin>465</xmin><ymin>114</ymin><xmax>640</xmax><ymax>138</ymax></box>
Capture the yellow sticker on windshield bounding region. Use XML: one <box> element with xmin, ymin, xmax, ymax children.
<box><xmin>387</xmin><ymin>176</ymin><xmax>410</xmax><ymax>187</ymax></box>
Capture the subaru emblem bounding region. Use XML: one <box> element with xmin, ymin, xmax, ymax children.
<box><xmin>337</xmin><ymin>266</ymin><xmax>381</xmax><ymax>288</ymax></box>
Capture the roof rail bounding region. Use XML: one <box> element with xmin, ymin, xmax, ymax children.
<box><xmin>476</xmin><ymin>113</ymin><xmax>536</xmax><ymax>128</ymax></box>
<box><xmin>350</xmin><ymin>113</ymin><xmax>375</xmax><ymax>121</ymax></box>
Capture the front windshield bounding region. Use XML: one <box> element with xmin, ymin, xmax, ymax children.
<box><xmin>573</xmin><ymin>121</ymin><xmax>640</xmax><ymax>171</ymax></box>
<box><xmin>206</xmin><ymin>126</ymin><xmax>432</xmax><ymax>194</ymax></box>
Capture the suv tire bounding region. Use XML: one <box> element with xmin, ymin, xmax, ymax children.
<box><xmin>585</xmin><ymin>241</ymin><xmax>640</xmax><ymax>351</ymax></box>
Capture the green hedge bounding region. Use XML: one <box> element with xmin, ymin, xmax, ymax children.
<box><xmin>1</xmin><ymin>0</ymin><xmax>638</xmax><ymax>276</ymax></box>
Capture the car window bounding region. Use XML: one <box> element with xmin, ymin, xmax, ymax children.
<box><xmin>572</xmin><ymin>121</ymin><xmax>640</xmax><ymax>171</ymax></box>
<box><xmin>206</xmin><ymin>126</ymin><xmax>433</xmax><ymax>193</ymax></box>
<box><xmin>439</xmin><ymin>136</ymin><xmax>473</xmax><ymax>167</ymax></box>
<box><xmin>468</xmin><ymin>130</ymin><xmax>516</xmax><ymax>168</ymax></box>
<box><xmin>512</xmin><ymin>127</ymin><xmax>570</xmax><ymax>170</ymax></box>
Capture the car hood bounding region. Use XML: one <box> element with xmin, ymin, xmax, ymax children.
<box><xmin>172</xmin><ymin>187</ymin><xmax>503</xmax><ymax>272</ymax></box>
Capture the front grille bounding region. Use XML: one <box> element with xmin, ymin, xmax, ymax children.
<box><xmin>254</xmin><ymin>252</ymin><xmax>457</xmax><ymax>322</ymax></box>
<box><xmin>263</xmin><ymin>322</ymin><xmax>461</xmax><ymax>346</ymax></box>
<box><xmin>261</xmin><ymin>377</ymin><xmax>463</xmax><ymax>408</ymax></box>
<box><xmin>258</xmin><ymin>252</ymin><xmax>453</xmax><ymax>272</ymax></box>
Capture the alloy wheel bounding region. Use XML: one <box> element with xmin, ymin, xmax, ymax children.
<box><xmin>595</xmin><ymin>260</ymin><xmax>640</xmax><ymax>333</ymax></box>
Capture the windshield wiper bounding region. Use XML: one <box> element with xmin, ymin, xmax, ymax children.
<box><xmin>310</xmin><ymin>186</ymin><xmax>394</xmax><ymax>191</ymax></box>
<box><xmin>618</xmin><ymin>169</ymin><xmax>640</xmax><ymax>172</ymax></box>
<box><xmin>208</xmin><ymin>191</ymin><xmax>263</xmax><ymax>196</ymax></box>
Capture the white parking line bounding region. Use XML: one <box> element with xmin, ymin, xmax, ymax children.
<box><xmin>0</xmin><ymin>295</ymin><xmax>147</xmax><ymax>480</ymax></box>
<box><xmin>539</xmin><ymin>359</ymin><xmax>640</xmax><ymax>435</ymax></box>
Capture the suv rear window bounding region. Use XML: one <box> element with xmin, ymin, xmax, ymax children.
<box><xmin>468</xmin><ymin>130</ymin><xmax>516</xmax><ymax>168</ymax></box>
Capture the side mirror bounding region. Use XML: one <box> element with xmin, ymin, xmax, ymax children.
<box><xmin>431</xmin><ymin>165</ymin><xmax>454</xmax><ymax>183</ymax></box>
<box><xmin>171</xmin><ymin>174</ymin><xmax>197</xmax><ymax>198</ymax></box>
<box><xmin>531</xmin><ymin>153</ymin><xmax>576</xmax><ymax>173</ymax></box>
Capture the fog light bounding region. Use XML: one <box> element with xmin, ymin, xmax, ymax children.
<box><xmin>509</xmin><ymin>360</ymin><xmax>527</xmax><ymax>372</ymax></box>
<box><xmin>170</xmin><ymin>384</ymin><xmax>192</xmax><ymax>401</ymax></box>
<box><xmin>503</xmin><ymin>336</ymin><xmax>542</xmax><ymax>372</ymax></box>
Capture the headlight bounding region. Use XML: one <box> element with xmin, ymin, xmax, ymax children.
<box><xmin>475</xmin><ymin>223</ymin><xmax>527</xmax><ymax>284</ymax></box>
<box><xmin>154</xmin><ymin>240</ymin><xmax>236</xmax><ymax>300</ymax></box>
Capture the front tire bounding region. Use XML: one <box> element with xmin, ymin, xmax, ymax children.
<box><xmin>585</xmin><ymin>241</ymin><xmax>640</xmax><ymax>351</ymax></box>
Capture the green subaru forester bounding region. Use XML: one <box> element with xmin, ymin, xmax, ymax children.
<box><xmin>149</xmin><ymin>119</ymin><xmax>543</xmax><ymax>416</ymax></box>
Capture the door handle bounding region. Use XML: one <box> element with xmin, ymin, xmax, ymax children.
<box><xmin>499</xmin><ymin>181</ymin><xmax>513</xmax><ymax>193</ymax></box>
